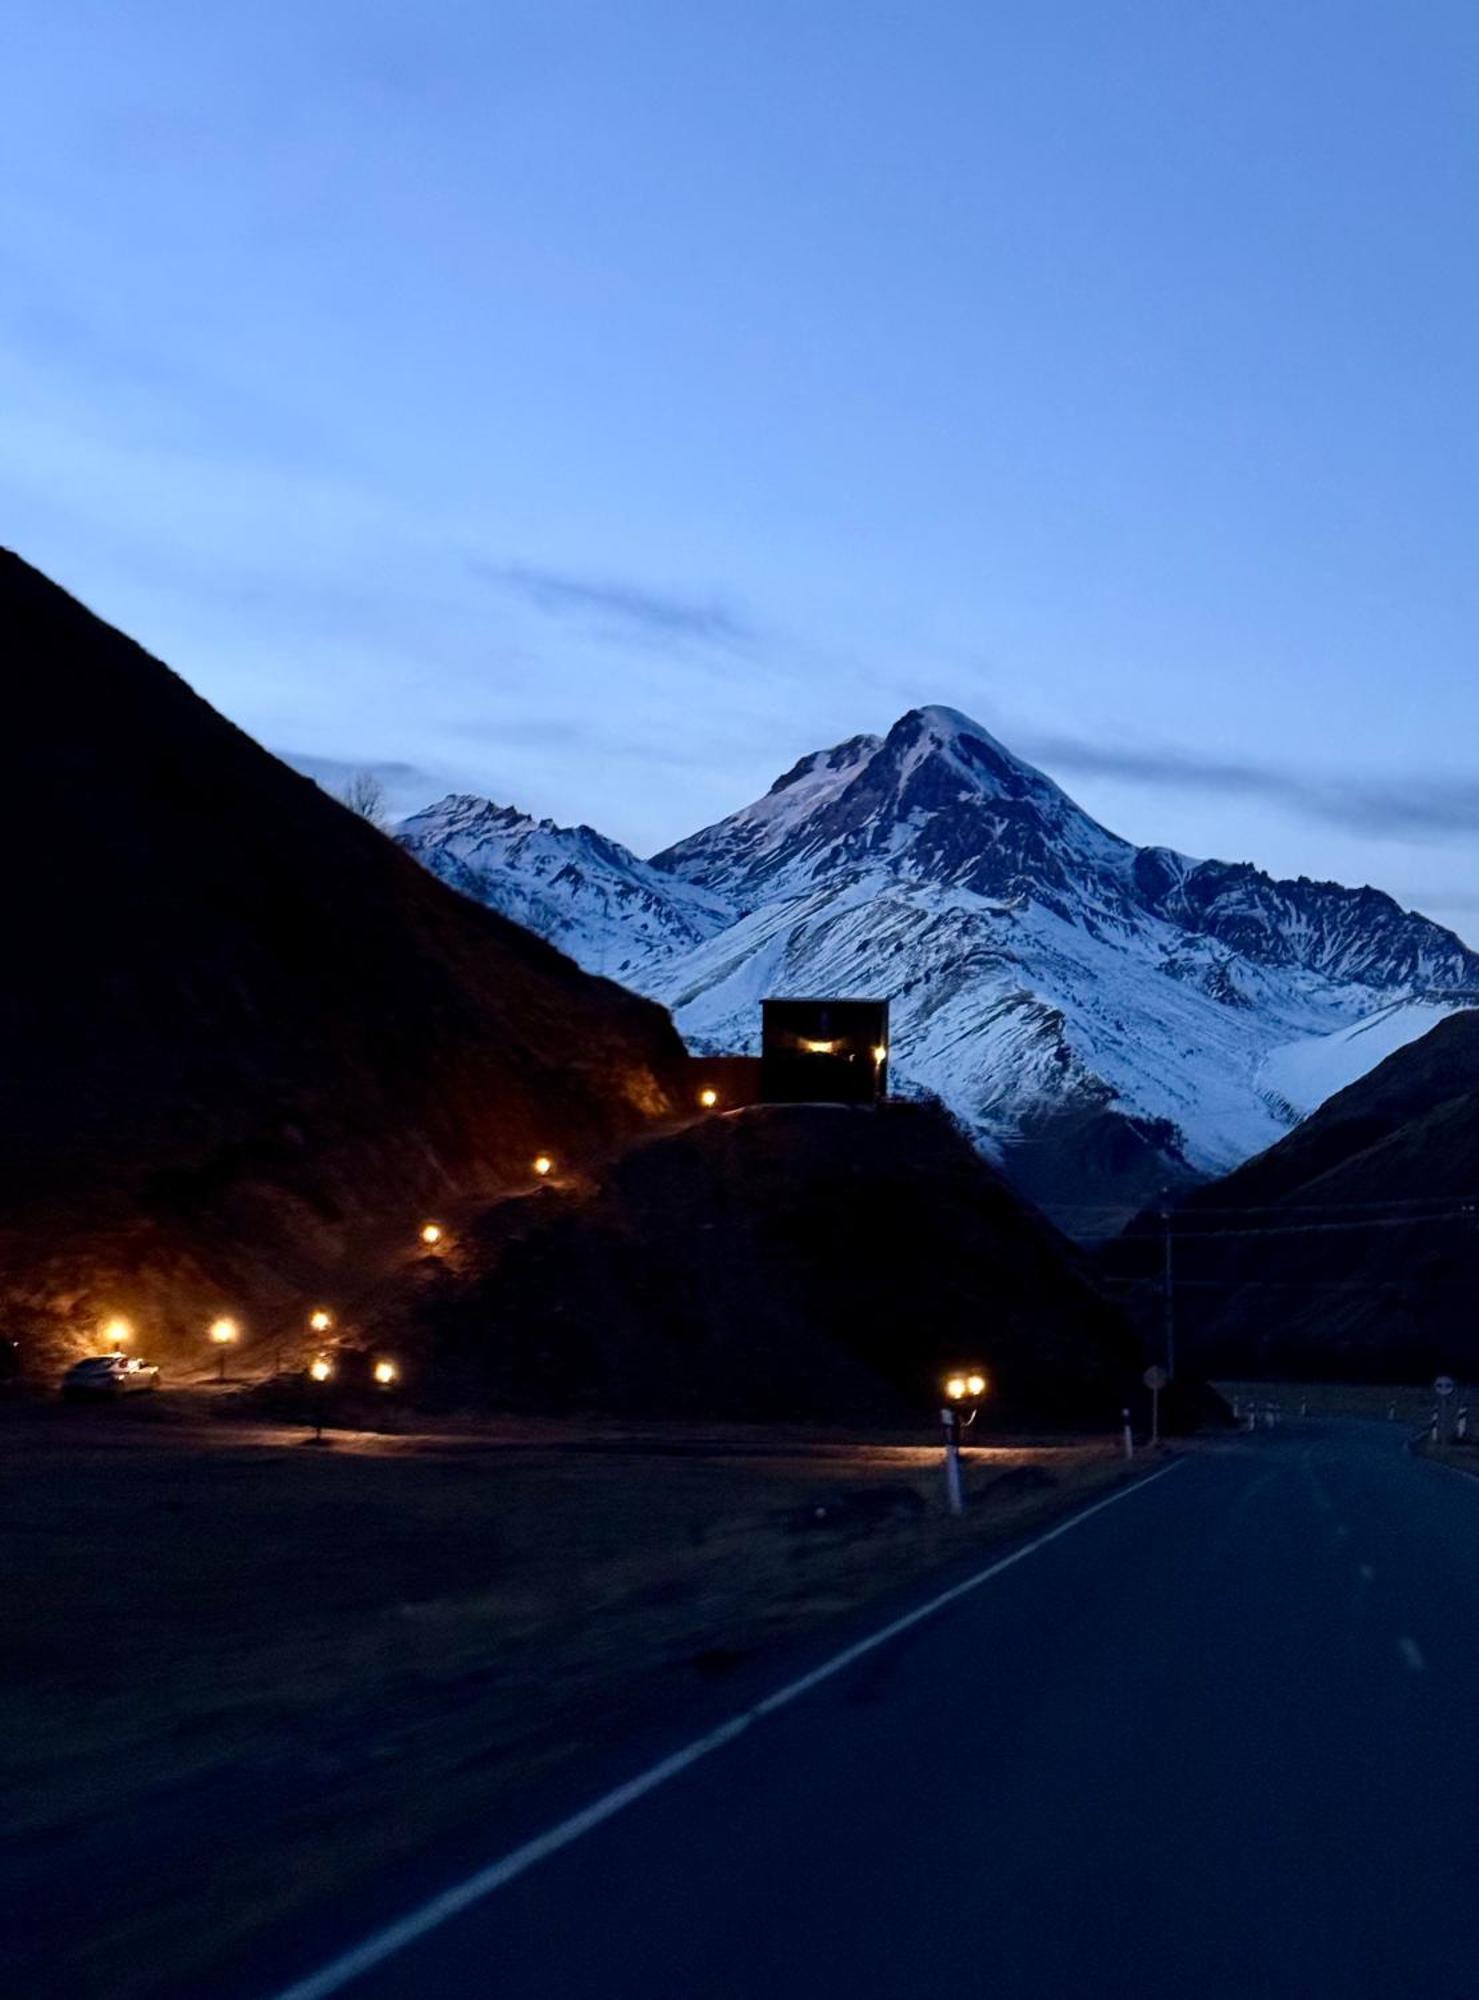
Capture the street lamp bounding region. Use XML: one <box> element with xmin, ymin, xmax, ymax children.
<box><xmin>940</xmin><ymin>1367</ymin><xmax>989</xmax><ymax>1515</ymax></box>
<box><xmin>308</xmin><ymin>1353</ymin><xmax>334</xmax><ymax>1444</ymax></box>
<box><xmin>698</xmin><ymin>1088</ymin><xmax>719</xmax><ymax>1110</ymax></box>
<box><xmin>420</xmin><ymin>1222</ymin><xmax>443</xmax><ymax>1247</ymax></box>
<box><xmin>373</xmin><ymin>1358</ymin><xmax>399</xmax><ymax>1388</ymax></box>
<box><xmin>532</xmin><ymin>1155</ymin><xmax>554</xmax><ymax>1178</ymax></box>
<box><xmin>103</xmin><ymin>1316</ymin><xmax>132</xmax><ymax>1351</ymax></box>
<box><xmin>309</xmin><ymin>1309</ymin><xmax>332</xmax><ymax>1334</ymax></box>
<box><xmin>208</xmin><ymin>1315</ymin><xmax>239</xmax><ymax>1382</ymax></box>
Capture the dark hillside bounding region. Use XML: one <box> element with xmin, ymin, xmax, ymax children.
<box><xmin>381</xmin><ymin>1102</ymin><xmax>1145</xmax><ymax>1425</ymax></box>
<box><xmin>1106</xmin><ymin>1011</ymin><xmax>1479</xmax><ymax>1378</ymax></box>
<box><xmin>0</xmin><ymin>552</ymin><xmax>689</xmax><ymax>1367</ymax></box>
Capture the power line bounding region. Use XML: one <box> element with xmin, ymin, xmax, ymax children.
<box><xmin>1054</xmin><ymin>1193</ymin><xmax>1479</xmax><ymax>1217</ymax></box>
<box><xmin>1076</xmin><ymin>1210</ymin><xmax>1479</xmax><ymax>1245</ymax></box>
<box><xmin>1101</xmin><ymin>1275</ymin><xmax>1479</xmax><ymax>1291</ymax></box>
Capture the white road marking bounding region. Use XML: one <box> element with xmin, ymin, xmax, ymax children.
<box><xmin>265</xmin><ymin>1460</ymin><xmax>1186</xmax><ymax>2000</ymax></box>
<box><xmin>1398</xmin><ymin>1636</ymin><xmax>1426</xmax><ymax>1672</ymax></box>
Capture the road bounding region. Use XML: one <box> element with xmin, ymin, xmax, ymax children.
<box><xmin>262</xmin><ymin>1423</ymin><xmax>1479</xmax><ymax>2000</ymax></box>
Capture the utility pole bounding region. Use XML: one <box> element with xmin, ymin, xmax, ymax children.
<box><xmin>1159</xmin><ymin>1188</ymin><xmax>1176</xmax><ymax>1381</ymax></box>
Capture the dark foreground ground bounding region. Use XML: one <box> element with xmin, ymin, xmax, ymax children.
<box><xmin>0</xmin><ymin>1395</ymin><xmax>1128</xmax><ymax>1998</ymax></box>
<box><xmin>244</xmin><ymin>1417</ymin><xmax>1479</xmax><ymax>2000</ymax></box>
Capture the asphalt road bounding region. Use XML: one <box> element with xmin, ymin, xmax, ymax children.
<box><xmin>266</xmin><ymin>1424</ymin><xmax>1479</xmax><ymax>2000</ymax></box>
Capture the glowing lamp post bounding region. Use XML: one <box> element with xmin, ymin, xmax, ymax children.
<box><xmin>103</xmin><ymin>1317</ymin><xmax>132</xmax><ymax>1352</ymax></box>
<box><xmin>940</xmin><ymin>1368</ymin><xmax>989</xmax><ymax>1516</ymax></box>
<box><xmin>308</xmin><ymin>1353</ymin><xmax>334</xmax><ymax>1443</ymax></box>
<box><xmin>420</xmin><ymin>1222</ymin><xmax>443</xmax><ymax>1248</ymax></box>
<box><xmin>532</xmin><ymin>1155</ymin><xmax>554</xmax><ymax>1180</ymax></box>
<box><xmin>373</xmin><ymin>1359</ymin><xmax>399</xmax><ymax>1389</ymax></box>
<box><xmin>209</xmin><ymin>1316</ymin><xmax>239</xmax><ymax>1382</ymax></box>
<box><xmin>309</xmin><ymin>1309</ymin><xmax>332</xmax><ymax>1335</ymax></box>
<box><xmin>699</xmin><ymin>1088</ymin><xmax>719</xmax><ymax>1111</ymax></box>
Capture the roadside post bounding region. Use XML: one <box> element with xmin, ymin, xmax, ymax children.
<box><xmin>1122</xmin><ymin>1407</ymin><xmax>1134</xmax><ymax>1461</ymax></box>
<box><xmin>940</xmin><ymin>1406</ymin><xmax>964</xmax><ymax>1515</ymax></box>
<box><xmin>940</xmin><ymin>1369</ymin><xmax>988</xmax><ymax>1516</ymax></box>
<box><xmin>1144</xmin><ymin>1364</ymin><xmax>1168</xmax><ymax>1449</ymax></box>
<box><xmin>1435</xmin><ymin>1375</ymin><xmax>1456</xmax><ymax>1450</ymax></box>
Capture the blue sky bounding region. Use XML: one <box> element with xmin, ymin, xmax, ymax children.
<box><xmin>3</xmin><ymin>1</ymin><xmax>1478</xmax><ymax>939</ymax></box>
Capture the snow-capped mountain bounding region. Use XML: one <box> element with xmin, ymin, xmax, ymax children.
<box><xmin>399</xmin><ymin>796</ymin><xmax>733</xmax><ymax>980</ymax></box>
<box><xmin>397</xmin><ymin>708</ymin><xmax>1479</xmax><ymax>1220</ymax></box>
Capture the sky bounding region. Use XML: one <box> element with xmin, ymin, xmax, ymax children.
<box><xmin>3</xmin><ymin>1</ymin><xmax>1478</xmax><ymax>941</ymax></box>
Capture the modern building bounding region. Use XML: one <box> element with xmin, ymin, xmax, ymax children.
<box><xmin>759</xmin><ymin>998</ymin><xmax>890</xmax><ymax>1106</ymax></box>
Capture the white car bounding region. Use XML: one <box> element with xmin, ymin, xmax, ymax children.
<box><xmin>62</xmin><ymin>1354</ymin><xmax>161</xmax><ymax>1399</ymax></box>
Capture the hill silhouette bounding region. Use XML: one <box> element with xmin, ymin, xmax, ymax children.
<box><xmin>1108</xmin><ymin>1010</ymin><xmax>1479</xmax><ymax>1378</ymax></box>
<box><xmin>0</xmin><ymin>551</ymin><xmax>688</xmax><ymax>1368</ymax></box>
<box><xmin>373</xmin><ymin>1102</ymin><xmax>1147</xmax><ymax>1425</ymax></box>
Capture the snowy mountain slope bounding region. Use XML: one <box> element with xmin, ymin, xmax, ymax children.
<box><xmin>1255</xmin><ymin>1000</ymin><xmax>1459</xmax><ymax>1122</ymax></box>
<box><xmin>658</xmin><ymin>731</ymin><xmax>883</xmax><ymax>894</ymax></box>
<box><xmin>397</xmin><ymin>707</ymin><xmax>1479</xmax><ymax>1218</ymax></box>
<box><xmin>398</xmin><ymin>796</ymin><xmax>733</xmax><ymax>981</ymax></box>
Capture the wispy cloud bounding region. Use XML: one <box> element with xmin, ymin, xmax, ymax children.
<box><xmin>1021</xmin><ymin>734</ymin><xmax>1479</xmax><ymax>844</ymax></box>
<box><xmin>479</xmin><ymin>561</ymin><xmax>753</xmax><ymax>649</ymax></box>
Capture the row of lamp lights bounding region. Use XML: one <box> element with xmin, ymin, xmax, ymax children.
<box><xmin>97</xmin><ymin>1153</ymin><xmax>573</xmax><ymax>1383</ymax></box>
<box><xmin>99</xmin><ymin>1308</ymin><xmax>398</xmax><ymax>1390</ymax></box>
<box><xmin>98</xmin><ymin>1128</ymin><xmax>732</xmax><ymax>1390</ymax></box>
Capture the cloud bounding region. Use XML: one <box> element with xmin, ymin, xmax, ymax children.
<box><xmin>479</xmin><ymin>561</ymin><xmax>753</xmax><ymax>649</ymax></box>
<box><xmin>1021</xmin><ymin>734</ymin><xmax>1479</xmax><ymax>844</ymax></box>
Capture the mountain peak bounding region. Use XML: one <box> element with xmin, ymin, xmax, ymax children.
<box><xmin>658</xmin><ymin>702</ymin><xmax>1130</xmax><ymax>910</ymax></box>
<box><xmin>894</xmin><ymin>702</ymin><xmax>1007</xmax><ymax>747</ymax></box>
<box><xmin>399</xmin><ymin>698</ymin><xmax>1479</xmax><ymax>1218</ymax></box>
<box><xmin>400</xmin><ymin>790</ymin><xmax>733</xmax><ymax>978</ymax></box>
<box><xmin>880</xmin><ymin>703</ymin><xmax>1082</xmax><ymax>809</ymax></box>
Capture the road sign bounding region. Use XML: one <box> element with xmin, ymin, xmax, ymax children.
<box><xmin>1435</xmin><ymin>1375</ymin><xmax>1456</xmax><ymax>1398</ymax></box>
<box><xmin>1144</xmin><ymin>1365</ymin><xmax>1169</xmax><ymax>1391</ymax></box>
